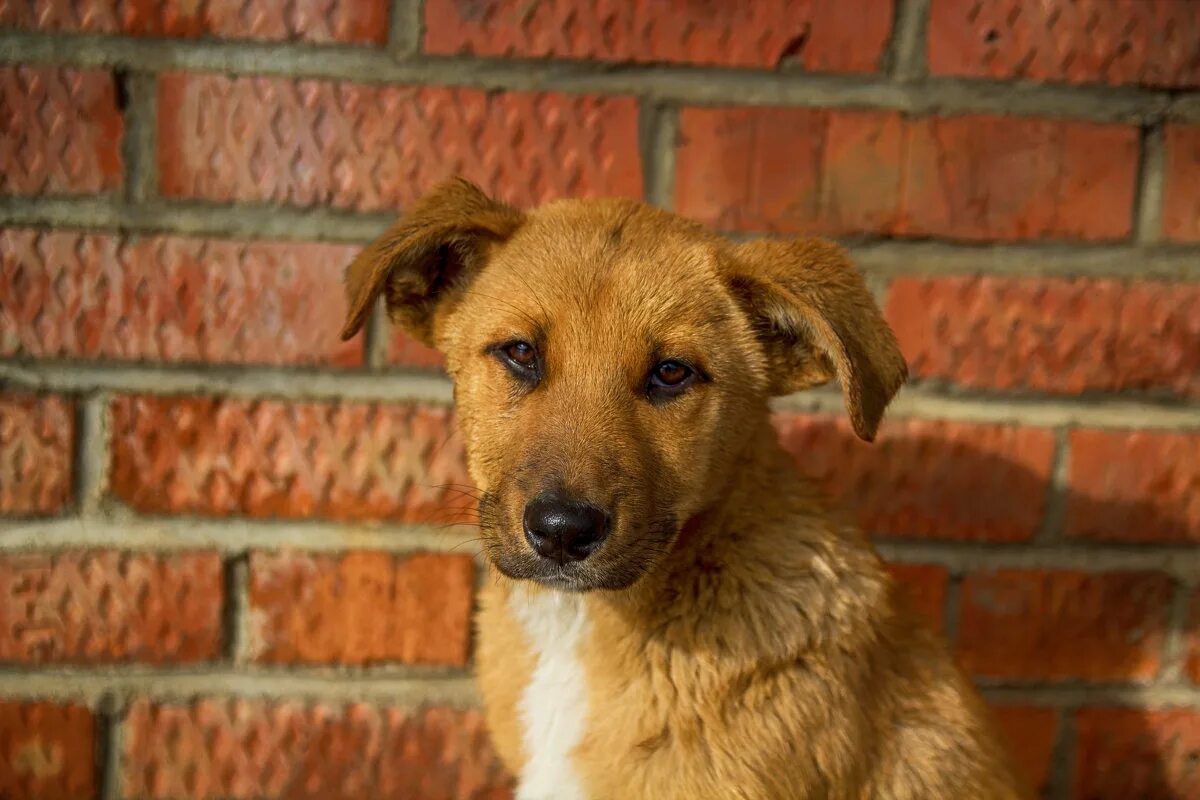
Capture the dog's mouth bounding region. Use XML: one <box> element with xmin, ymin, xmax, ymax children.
<box><xmin>479</xmin><ymin>507</ymin><xmax>679</xmax><ymax>593</ymax></box>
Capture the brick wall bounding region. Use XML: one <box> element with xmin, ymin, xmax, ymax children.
<box><xmin>0</xmin><ymin>1</ymin><xmax>1197</xmax><ymax>798</ymax></box>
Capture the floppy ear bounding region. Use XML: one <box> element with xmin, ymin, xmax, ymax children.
<box><xmin>340</xmin><ymin>177</ymin><xmax>524</xmax><ymax>345</ymax></box>
<box><xmin>725</xmin><ymin>238</ymin><xmax>907</xmax><ymax>441</ymax></box>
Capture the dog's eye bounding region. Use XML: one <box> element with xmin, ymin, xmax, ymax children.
<box><xmin>648</xmin><ymin>360</ymin><xmax>696</xmax><ymax>399</ymax></box>
<box><xmin>504</xmin><ymin>341</ymin><xmax>537</xmax><ymax>368</ymax></box>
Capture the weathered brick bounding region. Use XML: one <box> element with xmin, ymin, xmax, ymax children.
<box><xmin>0</xmin><ymin>66</ymin><xmax>122</xmax><ymax>196</ymax></box>
<box><xmin>675</xmin><ymin>109</ymin><xmax>1137</xmax><ymax>241</ymax></box>
<box><xmin>0</xmin><ymin>228</ymin><xmax>363</xmax><ymax>366</ymax></box>
<box><xmin>775</xmin><ymin>415</ymin><xmax>1054</xmax><ymax>541</ymax></box>
<box><xmin>1164</xmin><ymin>124</ymin><xmax>1200</xmax><ymax>241</ymax></box>
<box><xmin>988</xmin><ymin>705</ymin><xmax>1057</xmax><ymax>797</ymax></box>
<box><xmin>957</xmin><ymin>570</ymin><xmax>1172</xmax><ymax>682</ymax></box>
<box><xmin>1073</xmin><ymin>708</ymin><xmax>1200</xmax><ymax>799</ymax></box>
<box><xmin>0</xmin><ymin>701</ymin><xmax>96</xmax><ymax>800</ymax></box>
<box><xmin>0</xmin><ymin>393</ymin><xmax>74</xmax><ymax>515</ymax></box>
<box><xmin>121</xmin><ymin>699</ymin><xmax>513</xmax><ymax>800</ymax></box>
<box><xmin>158</xmin><ymin>73</ymin><xmax>642</xmax><ymax>211</ymax></box>
<box><xmin>248</xmin><ymin>551</ymin><xmax>475</xmax><ymax>666</ymax></box>
<box><xmin>109</xmin><ymin>396</ymin><xmax>472</xmax><ymax>522</ymax></box>
<box><xmin>886</xmin><ymin>562</ymin><xmax>948</xmax><ymax>631</ymax></box>
<box><xmin>886</xmin><ymin>277</ymin><xmax>1200</xmax><ymax>399</ymax></box>
<box><xmin>423</xmin><ymin>0</ymin><xmax>891</xmax><ymax>72</ymax></box>
<box><xmin>0</xmin><ymin>0</ymin><xmax>388</xmax><ymax>42</ymax></box>
<box><xmin>0</xmin><ymin>551</ymin><xmax>222</xmax><ymax>663</ymax></box>
<box><xmin>928</xmin><ymin>0</ymin><xmax>1200</xmax><ymax>88</ymax></box>
<box><xmin>390</xmin><ymin>330</ymin><xmax>445</xmax><ymax>370</ymax></box>
<box><xmin>1066</xmin><ymin>429</ymin><xmax>1200</xmax><ymax>544</ymax></box>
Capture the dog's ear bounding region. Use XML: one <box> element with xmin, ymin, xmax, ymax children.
<box><xmin>725</xmin><ymin>238</ymin><xmax>907</xmax><ymax>441</ymax></box>
<box><xmin>340</xmin><ymin>177</ymin><xmax>525</xmax><ymax>345</ymax></box>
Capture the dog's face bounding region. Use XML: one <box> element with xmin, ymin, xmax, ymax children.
<box><xmin>342</xmin><ymin>179</ymin><xmax>905</xmax><ymax>592</ymax></box>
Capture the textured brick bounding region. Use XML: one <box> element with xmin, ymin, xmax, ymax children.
<box><xmin>1073</xmin><ymin>708</ymin><xmax>1200</xmax><ymax>800</ymax></box>
<box><xmin>957</xmin><ymin>570</ymin><xmax>1172</xmax><ymax>682</ymax></box>
<box><xmin>0</xmin><ymin>701</ymin><xmax>96</xmax><ymax>800</ymax></box>
<box><xmin>0</xmin><ymin>0</ymin><xmax>387</xmax><ymax>42</ymax></box>
<box><xmin>886</xmin><ymin>277</ymin><xmax>1200</xmax><ymax>399</ymax></box>
<box><xmin>424</xmin><ymin>0</ymin><xmax>891</xmax><ymax>72</ymax></box>
<box><xmin>158</xmin><ymin>73</ymin><xmax>642</xmax><ymax>211</ymax></box>
<box><xmin>1164</xmin><ymin>124</ymin><xmax>1200</xmax><ymax>241</ymax></box>
<box><xmin>928</xmin><ymin>0</ymin><xmax>1200</xmax><ymax>88</ymax></box>
<box><xmin>775</xmin><ymin>415</ymin><xmax>1055</xmax><ymax>541</ymax></box>
<box><xmin>0</xmin><ymin>393</ymin><xmax>74</xmax><ymax>515</ymax></box>
<box><xmin>0</xmin><ymin>66</ymin><xmax>122</xmax><ymax>196</ymax></box>
<box><xmin>988</xmin><ymin>705</ymin><xmax>1057</xmax><ymax>796</ymax></box>
<box><xmin>1067</xmin><ymin>429</ymin><xmax>1200</xmax><ymax>544</ymax></box>
<box><xmin>675</xmin><ymin>109</ymin><xmax>1137</xmax><ymax>240</ymax></box>
<box><xmin>0</xmin><ymin>228</ymin><xmax>362</xmax><ymax>366</ymax></box>
<box><xmin>0</xmin><ymin>551</ymin><xmax>222</xmax><ymax>663</ymax></box>
<box><xmin>121</xmin><ymin>699</ymin><xmax>513</xmax><ymax>800</ymax></box>
<box><xmin>886</xmin><ymin>562</ymin><xmax>947</xmax><ymax>631</ymax></box>
<box><xmin>390</xmin><ymin>330</ymin><xmax>445</xmax><ymax>370</ymax></box>
<box><xmin>248</xmin><ymin>551</ymin><xmax>475</xmax><ymax>666</ymax></box>
<box><xmin>109</xmin><ymin>396</ymin><xmax>472</xmax><ymax>522</ymax></box>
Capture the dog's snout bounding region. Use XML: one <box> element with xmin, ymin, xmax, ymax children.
<box><xmin>522</xmin><ymin>493</ymin><xmax>610</xmax><ymax>564</ymax></box>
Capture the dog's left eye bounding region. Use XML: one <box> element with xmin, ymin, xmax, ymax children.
<box><xmin>648</xmin><ymin>360</ymin><xmax>696</xmax><ymax>397</ymax></box>
<box><xmin>493</xmin><ymin>339</ymin><xmax>541</xmax><ymax>383</ymax></box>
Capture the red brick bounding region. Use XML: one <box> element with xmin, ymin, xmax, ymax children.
<box><xmin>775</xmin><ymin>415</ymin><xmax>1054</xmax><ymax>541</ymax></box>
<box><xmin>0</xmin><ymin>0</ymin><xmax>387</xmax><ymax>42</ymax></box>
<box><xmin>0</xmin><ymin>701</ymin><xmax>96</xmax><ymax>800</ymax></box>
<box><xmin>121</xmin><ymin>698</ymin><xmax>513</xmax><ymax>800</ymax></box>
<box><xmin>0</xmin><ymin>228</ymin><xmax>363</xmax><ymax>367</ymax></box>
<box><xmin>248</xmin><ymin>551</ymin><xmax>475</xmax><ymax>666</ymax></box>
<box><xmin>886</xmin><ymin>562</ymin><xmax>948</xmax><ymax>631</ymax></box>
<box><xmin>0</xmin><ymin>393</ymin><xmax>74</xmax><ymax>515</ymax></box>
<box><xmin>928</xmin><ymin>0</ymin><xmax>1200</xmax><ymax>88</ymax></box>
<box><xmin>1066</xmin><ymin>429</ymin><xmax>1200</xmax><ymax>544</ymax></box>
<box><xmin>1073</xmin><ymin>708</ymin><xmax>1200</xmax><ymax>799</ymax></box>
<box><xmin>390</xmin><ymin>330</ymin><xmax>445</xmax><ymax>370</ymax></box>
<box><xmin>0</xmin><ymin>551</ymin><xmax>222</xmax><ymax>663</ymax></box>
<box><xmin>0</xmin><ymin>66</ymin><xmax>122</xmax><ymax>196</ymax></box>
<box><xmin>1164</xmin><ymin>124</ymin><xmax>1200</xmax><ymax>241</ymax></box>
<box><xmin>424</xmin><ymin>0</ymin><xmax>891</xmax><ymax>72</ymax></box>
<box><xmin>988</xmin><ymin>705</ymin><xmax>1057</xmax><ymax>796</ymax></box>
<box><xmin>109</xmin><ymin>396</ymin><xmax>472</xmax><ymax>522</ymax></box>
<box><xmin>675</xmin><ymin>109</ymin><xmax>1137</xmax><ymax>241</ymax></box>
<box><xmin>957</xmin><ymin>570</ymin><xmax>1172</xmax><ymax>682</ymax></box>
<box><xmin>158</xmin><ymin>72</ymin><xmax>642</xmax><ymax>211</ymax></box>
<box><xmin>886</xmin><ymin>277</ymin><xmax>1200</xmax><ymax>399</ymax></box>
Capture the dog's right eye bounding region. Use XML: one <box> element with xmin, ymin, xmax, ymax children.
<box><xmin>494</xmin><ymin>340</ymin><xmax>541</xmax><ymax>381</ymax></box>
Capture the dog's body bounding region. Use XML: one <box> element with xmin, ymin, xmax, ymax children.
<box><xmin>342</xmin><ymin>180</ymin><xmax>1026</xmax><ymax>798</ymax></box>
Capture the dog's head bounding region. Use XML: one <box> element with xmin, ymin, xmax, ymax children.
<box><xmin>342</xmin><ymin>178</ymin><xmax>906</xmax><ymax>592</ymax></box>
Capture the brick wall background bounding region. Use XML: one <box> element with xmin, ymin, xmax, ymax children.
<box><xmin>0</xmin><ymin>1</ymin><xmax>1198</xmax><ymax>798</ymax></box>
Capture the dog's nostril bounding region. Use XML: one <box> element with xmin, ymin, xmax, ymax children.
<box><xmin>522</xmin><ymin>493</ymin><xmax>610</xmax><ymax>564</ymax></box>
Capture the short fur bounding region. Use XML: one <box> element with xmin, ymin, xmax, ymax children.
<box><xmin>343</xmin><ymin>178</ymin><xmax>1027</xmax><ymax>799</ymax></box>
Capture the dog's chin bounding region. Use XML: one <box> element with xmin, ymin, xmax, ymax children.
<box><xmin>487</xmin><ymin>550</ymin><xmax>648</xmax><ymax>593</ymax></box>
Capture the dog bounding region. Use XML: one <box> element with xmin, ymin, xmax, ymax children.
<box><xmin>340</xmin><ymin>178</ymin><xmax>1026</xmax><ymax>799</ymax></box>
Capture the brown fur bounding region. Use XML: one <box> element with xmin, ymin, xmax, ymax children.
<box><xmin>343</xmin><ymin>178</ymin><xmax>1027</xmax><ymax>798</ymax></box>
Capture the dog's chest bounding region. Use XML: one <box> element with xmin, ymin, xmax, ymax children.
<box><xmin>509</xmin><ymin>589</ymin><xmax>590</xmax><ymax>800</ymax></box>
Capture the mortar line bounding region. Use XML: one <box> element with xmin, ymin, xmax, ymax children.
<box><xmin>1033</xmin><ymin>428</ymin><xmax>1070</xmax><ymax>543</ymax></box>
<box><xmin>638</xmin><ymin>99</ymin><xmax>678</xmax><ymax>210</ymax></box>
<box><xmin>5</xmin><ymin>196</ymin><xmax>1200</xmax><ymax>280</ymax></box>
<box><xmin>0</xmin><ymin>670</ymin><xmax>480</xmax><ymax>706</ymax></box>
<box><xmin>0</xmin><ymin>32</ymin><xmax>1180</xmax><ymax>124</ymax></box>
<box><xmin>978</xmin><ymin>683</ymin><xmax>1200</xmax><ymax>707</ymax></box>
<box><xmin>1045</xmin><ymin>710</ymin><xmax>1077</xmax><ymax>800</ymax></box>
<box><xmin>887</xmin><ymin>0</ymin><xmax>929</xmax><ymax>82</ymax></box>
<box><xmin>1133</xmin><ymin>122</ymin><xmax>1166</xmax><ymax>244</ymax></box>
<box><xmin>1158</xmin><ymin>578</ymin><xmax>1195</xmax><ymax>684</ymax></box>
<box><xmin>387</xmin><ymin>0</ymin><xmax>423</xmax><ymax>58</ymax></box>
<box><xmin>365</xmin><ymin>297</ymin><xmax>390</xmax><ymax>370</ymax></box>
<box><xmin>119</xmin><ymin>71</ymin><xmax>158</xmax><ymax>204</ymax></box>
<box><xmin>74</xmin><ymin>393</ymin><xmax>110</xmax><ymax>518</ymax></box>
<box><xmin>224</xmin><ymin>554</ymin><xmax>251</xmax><ymax>665</ymax></box>
<box><xmin>99</xmin><ymin>705</ymin><xmax>123</xmax><ymax>800</ymax></box>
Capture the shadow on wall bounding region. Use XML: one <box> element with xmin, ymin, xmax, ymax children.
<box><xmin>775</xmin><ymin>413</ymin><xmax>1196</xmax><ymax>800</ymax></box>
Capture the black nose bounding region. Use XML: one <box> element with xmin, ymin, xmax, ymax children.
<box><xmin>522</xmin><ymin>493</ymin><xmax>610</xmax><ymax>564</ymax></box>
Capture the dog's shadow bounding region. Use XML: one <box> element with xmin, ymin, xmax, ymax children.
<box><xmin>781</xmin><ymin>418</ymin><xmax>1192</xmax><ymax>800</ymax></box>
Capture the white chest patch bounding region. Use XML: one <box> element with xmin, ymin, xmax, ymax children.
<box><xmin>510</xmin><ymin>588</ymin><xmax>590</xmax><ymax>800</ymax></box>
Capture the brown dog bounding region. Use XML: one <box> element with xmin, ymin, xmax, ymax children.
<box><xmin>341</xmin><ymin>178</ymin><xmax>1025</xmax><ymax>799</ymax></box>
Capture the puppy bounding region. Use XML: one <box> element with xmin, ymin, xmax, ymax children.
<box><xmin>341</xmin><ymin>178</ymin><xmax>1026</xmax><ymax>799</ymax></box>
